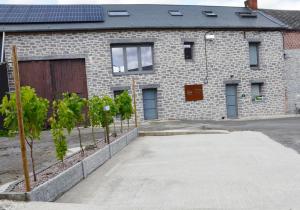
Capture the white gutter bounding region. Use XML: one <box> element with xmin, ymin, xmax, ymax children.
<box><xmin>1</xmin><ymin>32</ymin><xmax>5</xmax><ymax>63</ymax></box>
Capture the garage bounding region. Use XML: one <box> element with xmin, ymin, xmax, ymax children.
<box><xmin>19</xmin><ymin>59</ymin><xmax>88</xmax><ymax>101</ymax></box>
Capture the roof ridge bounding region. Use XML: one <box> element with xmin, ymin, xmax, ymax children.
<box><xmin>0</xmin><ymin>4</ymin><xmax>247</xmax><ymax>9</ymax></box>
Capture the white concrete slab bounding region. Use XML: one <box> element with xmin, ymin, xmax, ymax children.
<box><xmin>55</xmin><ymin>132</ymin><xmax>300</xmax><ymax>209</ymax></box>
<box><xmin>0</xmin><ymin>181</ymin><xmax>15</xmax><ymax>193</ymax></box>
<box><xmin>66</xmin><ymin>147</ymin><xmax>81</xmax><ymax>156</ymax></box>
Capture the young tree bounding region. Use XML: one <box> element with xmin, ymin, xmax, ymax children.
<box><xmin>88</xmin><ymin>96</ymin><xmax>103</xmax><ymax>146</ymax></box>
<box><xmin>49</xmin><ymin>101</ymin><xmax>68</xmax><ymax>162</ymax></box>
<box><xmin>0</xmin><ymin>86</ymin><xmax>49</xmax><ymax>181</ymax></box>
<box><xmin>99</xmin><ymin>96</ymin><xmax>117</xmax><ymax>142</ymax></box>
<box><xmin>58</xmin><ymin>93</ymin><xmax>86</xmax><ymax>155</ymax></box>
<box><xmin>116</xmin><ymin>91</ymin><xmax>133</xmax><ymax>131</ymax></box>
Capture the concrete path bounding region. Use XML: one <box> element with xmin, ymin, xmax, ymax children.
<box><xmin>53</xmin><ymin>132</ymin><xmax>300</xmax><ymax>209</ymax></box>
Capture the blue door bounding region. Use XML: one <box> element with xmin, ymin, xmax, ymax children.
<box><xmin>226</xmin><ymin>85</ymin><xmax>238</xmax><ymax>119</ymax></box>
<box><xmin>143</xmin><ymin>89</ymin><xmax>158</xmax><ymax>120</ymax></box>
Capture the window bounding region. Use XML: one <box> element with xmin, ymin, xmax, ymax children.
<box><xmin>185</xmin><ymin>84</ymin><xmax>203</xmax><ymax>101</ymax></box>
<box><xmin>251</xmin><ymin>83</ymin><xmax>263</xmax><ymax>101</ymax></box>
<box><xmin>249</xmin><ymin>42</ymin><xmax>259</xmax><ymax>68</ymax></box>
<box><xmin>108</xmin><ymin>10</ymin><xmax>130</xmax><ymax>17</ymax></box>
<box><xmin>168</xmin><ymin>10</ymin><xmax>183</xmax><ymax>16</ymax></box>
<box><xmin>237</xmin><ymin>12</ymin><xmax>257</xmax><ymax>18</ymax></box>
<box><xmin>141</xmin><ymin>46</ymin><xmax>153</xmax><ymax>70</ymax></box>
<box><xmin>112</xmin><ymin>47</ymin><xmax>125</xmax><ymax>73</ymax></box>
<box><xmin>113</xmin><ymin>89</ymin><xmax>126</xmax><ymax>98</ymax></box>
<box><xmin>184</xmin><ymin>42</ymin><xmax>194</xmax><ymax>60</ymax></box>
<box><xmin>203</xmin><ymin>11</ymin><xmax>217</xmax><ymax>17</ymax></box>
<box><xmin>126</xmin><ymin>47</ymin><xmax>139</xmax><ymax>71</ymax></box>
<box><xmin>111</xmin><ymin>44</ymin><xmax>153</xmax><ymax>74</ymax></box>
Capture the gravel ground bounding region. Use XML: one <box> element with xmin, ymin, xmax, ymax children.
<box><xmin>12</xmin><ymin>133</ymin><xmax>122</xmax><ymax>192</ymax></box>
<box><xmin>0</xmin><ymin>126</ymin><xmax>131</xmax><ymax>186</ymax></box>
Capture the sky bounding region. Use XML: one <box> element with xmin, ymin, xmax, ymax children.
<box><xmin>0</xmin><ymin>0</ymin><xmax>300</xmax><ymax>10</ymax></box>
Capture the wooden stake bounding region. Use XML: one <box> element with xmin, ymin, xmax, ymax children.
<box><xmin>132</xmin><ymin>78</ymin><xmax>138</xmax><ymax>127</ymax></box>
<box><xmin>105</xmin><ymin>111</ymin><xmax>110</xmax><ymax>144</ymax></box>
<box><xmin>12</xmin><ymin>45</ymin><xmax>31</xmax><ymax>192</ymax></box>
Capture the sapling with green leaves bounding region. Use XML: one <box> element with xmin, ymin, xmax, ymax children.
<box><xmin>99</xmin><ymin>96</ymin><xmax>117</xmax><ymax>142</ymax></box>
<box><xmin>88</xmin><ymin>96</ymin><xmax>103</xmax><ymax>146</ymax></box>
<box><xmin>59</xmin><ymin>93</ymin><xmax>86</xmax><ymax>155</ymax></box>
<box><xmin>0</xmin><ymin>86</ymin><xmax>49</xmax><ymax>181</ymax></box>
<box><xmin>49</xmin><ymin>101</ymin><xmax>68</xmax><ymax>162</ymax></box>
<box><xmin>116</xmin><ymin>91</ymin><xmax>133</xmax><ymax>131</ymax></box>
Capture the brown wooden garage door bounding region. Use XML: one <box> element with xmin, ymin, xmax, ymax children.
<box><xmin>0</xmin><ymin>63</ymin><xmax>9</xmax><ymax>129</ymax></box>
<box><xmin>19</xmin><ymin>59</ymin><xmax>88</xmax><ymax>102</ymax></box>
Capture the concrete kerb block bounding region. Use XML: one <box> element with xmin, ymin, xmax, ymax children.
<box><xmin>0</xmin><ymin>192</ymin><xmax>27</xmax><ymax>201</ymax></box>
<box><xmin>110</xmin><ymin>135</ymin><xmax>127</xmax><ymax>157</ymax></box>
<box><xmin>28</xmin><ymin>162</ymin><xmax>84</xmax><ymax>202</ymax></box>
<box><xmin>127</xmin><ymin>128</ymin><xmax>138</xmax><ymax>144</ymax></box>
<box><xmin>82</xmin><ymin>145</ymin><xmax>110</xmax><ymax>178</ymax></box>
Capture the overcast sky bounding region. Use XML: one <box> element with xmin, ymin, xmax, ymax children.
<box><xmin>1</xmin><ymin>0</ymin><xmax>300</xmax><ymax>10</ymax></box>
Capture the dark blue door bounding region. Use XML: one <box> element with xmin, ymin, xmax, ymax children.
<box><xmin>143</xmin><ymin>89</ymin><xmax>158</xmax><ymax>120</ymax></box>
<box><xmin>226</xmin><ymin>85</ymin><xmax>238</xmax><ymax>119</ymax></box>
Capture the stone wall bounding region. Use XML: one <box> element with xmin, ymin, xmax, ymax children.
<box><xmin>4</xmin><ymin>29</ymin><xmax>286</xmax><ymax>120</ymax></box>
<box><xmin>285</xmin><ymin>49</ymin><xmax>300</xmax><ymax>113</ymax></box>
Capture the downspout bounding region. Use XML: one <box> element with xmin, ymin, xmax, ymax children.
<box><xmin>204</xmin><ymin>31</ymin><xmax>210</xmax><ymax>84</ymax></box>
<box><xmin>280</xmin><ymin>30</ymin><xmax>289</xmax><ymax>113</ymax></box>
<box><xmin>1</xmin><ymin>32</ymin><xmax>5</xmax><ymax>63</ymax></box>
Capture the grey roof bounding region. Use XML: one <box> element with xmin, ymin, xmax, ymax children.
<box><xmin>262</xmin><ymin>9</ymin><xmax>300</xmax><ymax>30</ymax></box>
<box><xmin>0</xmin><ymin>4</ymin><xmax>287</xmax><ymax>32</ymax></box>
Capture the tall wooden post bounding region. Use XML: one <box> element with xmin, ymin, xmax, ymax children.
<box><xmin>105</xmin><ymin>111</ymin><xmax>110</xmax><ymax>144</ymax></box>
<box><xmin>132</xmin><ymin>78</ymin><xmax>138</xmax><ymax>127</ymax></box>
<box><xmin>12</xmin><ymin>45</ymin><xmax>31</xmax><ymax>192</ymax></box>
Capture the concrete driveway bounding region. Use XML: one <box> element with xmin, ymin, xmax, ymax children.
<box><xmin>56</xmin><ymin>132</ymin><xmax>300</xmax><ymax>209</ymax></box>
<box><xmin>141</xmin><ymin>117</ymin><xmax>300</xmax><ymax>153</ymax></box>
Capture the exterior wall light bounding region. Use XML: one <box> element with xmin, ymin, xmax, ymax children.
<box><xmin>205</xmin><ymin>34</ymin><xmax>215</xmax><ymax>40</ymax></box>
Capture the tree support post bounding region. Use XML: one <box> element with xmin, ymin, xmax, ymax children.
<box><xmin>132</xmin><ymin>78</ymin><xmax>138</xmax><ymax>128</ymax></box>
<box><xmin>12</xmin><ymin>45</ymin><xmax>31</xmax><ymax>192</ymax></box>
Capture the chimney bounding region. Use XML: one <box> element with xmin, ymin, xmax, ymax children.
<box><xmin>244</xmin><ymin>0</ymin><xmax>257</xmax><ymax>10</ymax></box>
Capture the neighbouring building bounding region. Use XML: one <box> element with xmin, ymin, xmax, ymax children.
<box><xmin>0</xmin><ymin>0</ymin><xmax>289</xmax><ymax>122</ymax></box>
<box><xmin>262</xmin><ymin>9</ymin><xmax>300</xmax><ymax>114</ymax></box>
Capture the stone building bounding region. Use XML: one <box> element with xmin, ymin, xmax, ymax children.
<box><xmin>262</xmin><ymin>9</ymin><xmax>300</xmax><ymax>114</ymax></box>
<box><xmin>0</xmin><ymin>1</ymin><xmax>288</xmax><ymax>122</ymax></box>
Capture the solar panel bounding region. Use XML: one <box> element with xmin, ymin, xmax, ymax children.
<box><xmin>0</xmin><ymin>5</ymin><xmax>104</xmax><ymax>24</ymax></box>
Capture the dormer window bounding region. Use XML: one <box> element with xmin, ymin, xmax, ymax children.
<box><xmin>168</xmin><ymin>10</ymin><xmax>183</xmax><ymax>16</ymax></box>
<box><xmin>203</xmin><ymin>11</ymin><xmax>217</xmax><ymax>17</ymax></box>
<box><xmin>237</xmin><ymin>11</ymin><xmax>257</xmax><ymax>18</ymax></box>
<box><xmin>108</xmin><ymin>10</ymin><xmax>130</xmax><ymax>17</ymax></box>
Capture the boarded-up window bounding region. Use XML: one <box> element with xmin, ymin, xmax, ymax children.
<box><xmin>249</xmin><ymin>42</ymin><xmax>259</xmax><ymax>67</ymax></box>
<box><xmin>184</xmin><ymin>84</ymin><xmax>203</xmax><ymax>101</ymax></box>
